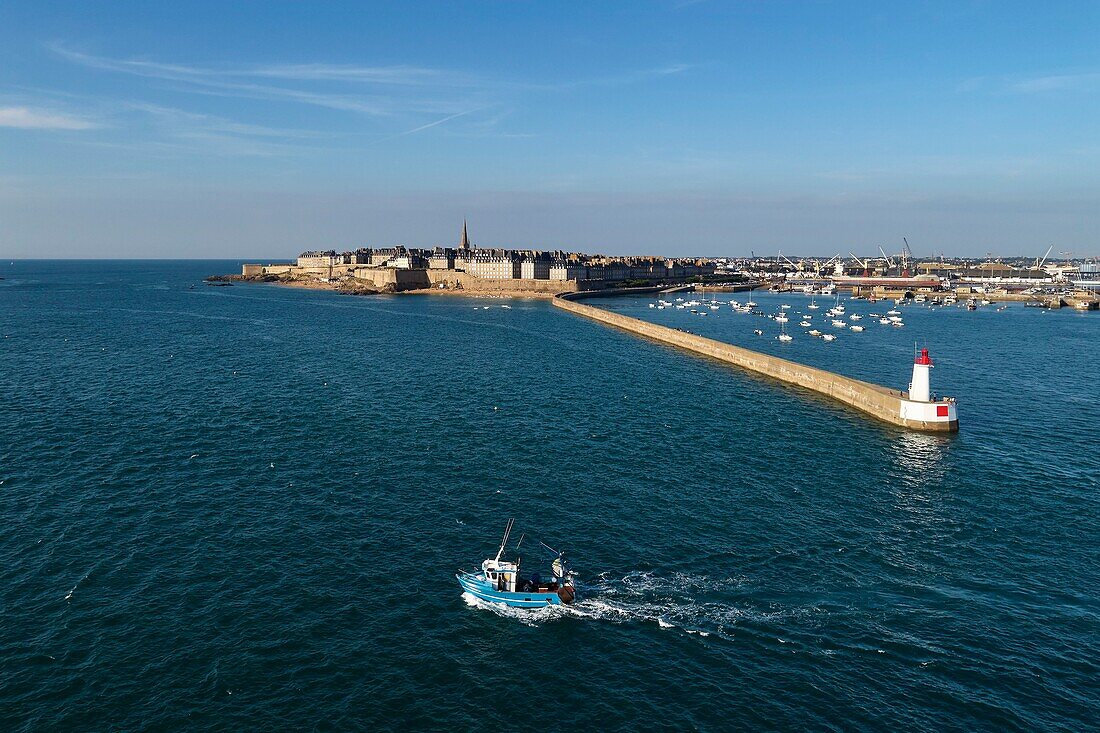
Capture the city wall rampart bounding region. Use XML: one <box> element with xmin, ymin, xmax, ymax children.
<box><xmin>424</xmin><ymin>269</ymin><xmax>579</xmax><ymax>294</ymax></box>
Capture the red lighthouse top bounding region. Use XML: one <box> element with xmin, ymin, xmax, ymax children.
<box><xmin>915</xmin><ymin>348</ymin><xmax>933</xmax><ymax>365</ymax></box>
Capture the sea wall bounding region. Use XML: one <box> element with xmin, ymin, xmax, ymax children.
<box><xmin>424</xmin><ymin>269</ymin><xmax>579</xmax><ymax>295</ymax></box>
<box><xmin>553</xmin><ymin>292</ymin><xmax>958</xmax><ymax>433</ymax></box>
<box><xmin>352</xmin><ymin>267</ymin><xmax>429</xmax><ymax>291</ymax></box>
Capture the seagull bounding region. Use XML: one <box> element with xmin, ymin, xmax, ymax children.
<box><xmin>269</xmin><ymin>462</ymin><xmax>275</xmax><ymax>469</ymax></box>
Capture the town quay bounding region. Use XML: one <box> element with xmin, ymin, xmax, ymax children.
<box><xmin>553</xmin><ymin>290</ymin><xmax>960</xmax><ymax>433</ymax></box>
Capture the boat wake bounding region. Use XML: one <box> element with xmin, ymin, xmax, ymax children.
<box><xmin>461</xmin><ymin>591</ymin><xmax>570</xmax><ymax>627</ymax></box>
<box><xmin>462</xmin><ymin>571</ymin><xmax>773</xmax><ymax>639</ymax></box>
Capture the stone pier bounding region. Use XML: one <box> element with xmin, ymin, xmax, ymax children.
<box><xmin>553</xmin><ymin>290</ymin><xmax>959</xmax><ymax>433</ymax></box>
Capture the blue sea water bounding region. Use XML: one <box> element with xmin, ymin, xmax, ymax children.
<box><xmin>1</xmin><ymin>261</ymin><xmax>1097</xmax><ymax>731</ymax></box>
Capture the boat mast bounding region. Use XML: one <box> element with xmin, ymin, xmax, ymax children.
<box><xmin>494</xmin><ymin>518</ymin><xmax>515</xmax><ymax>562</ymax></box>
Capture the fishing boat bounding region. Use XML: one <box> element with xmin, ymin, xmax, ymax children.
<box><xmin>456</xmin><ymin>519</ymin><xmax>576</xmax><ymax>608</ymax></box>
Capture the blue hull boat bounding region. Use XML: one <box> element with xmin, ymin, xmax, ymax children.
<box><xmin>457</xmin><ymin>519</ymin><xmax>576</xmax><ymax>609</ymax></box>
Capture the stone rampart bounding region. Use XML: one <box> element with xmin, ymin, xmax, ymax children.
<box><xmin>554</xmin><ymin>292</ymin><xmax>957</xmax><ymax>432</ymax></box>
<box><xmin>425</xmin><ymin>269</ymin><xmax>579</xmax><ymax>295</ymax></box>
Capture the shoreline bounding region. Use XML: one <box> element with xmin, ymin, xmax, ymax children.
<box><xmin>218</xmin><ymin>275</ymin><xmax>564</xmax><ymax>300</ymax></box>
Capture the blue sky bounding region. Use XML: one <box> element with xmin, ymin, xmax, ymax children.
<box><xmin>2</xmin><ymin>1</ymin><xmax>1098</xmax><ymax>258</ymax></box>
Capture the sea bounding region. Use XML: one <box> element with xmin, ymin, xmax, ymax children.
<box><xmin>1</xmin><ymin>260</ymin><xmax>1097</xmax><ymax>731</ymax></box>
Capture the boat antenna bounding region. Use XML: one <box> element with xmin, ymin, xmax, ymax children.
<box><xmin>538</xmin><ymin>540</ymin><xmax>562</xmax><ymax>557</ymax></box>
<box><xmin>495</xmin><ymin>518</ymin><xmax>514</xmax><ymax>562</ymax></box>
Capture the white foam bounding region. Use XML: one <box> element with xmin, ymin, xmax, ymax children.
<box><xmin>460</xmin><ymin>592</ymin><xmax>566</xmax><ymax>627</ymax></box>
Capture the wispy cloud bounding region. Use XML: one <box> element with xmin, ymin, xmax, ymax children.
<box><xmin>1011</xmin><ymin>71</ymin><xmax>1100</xmax><ymax>94</ymax></box>
<box><xmin>36</xmin><ymin>42</ymin><xmax>695</xmax><ymax>155</ymax></box>
<box><xmin>396</xmin><ymin>108</ymin><xmax>481</xmax><ymax>136</ymax></box>
<box><xmin>0</xmin><ymin>105</ymin><xmax>98</xmax><ymax>130</ymax></box>
<box><xmin>959</xmin><ymin>70</ymin><xmax>1100</xmax><ymax>95</ymax></box>
<box><xmin>49</xmin><ymin>45</ymin><xmax>488</xmax><ymax>117</ymax></box>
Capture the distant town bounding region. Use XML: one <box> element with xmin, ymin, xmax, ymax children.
<box><xmin>228</xmin><ymin>222</ymin><xmax>1099</xmax><ymax>305</ymax></box>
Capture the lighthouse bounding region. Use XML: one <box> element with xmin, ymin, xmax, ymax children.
<box><xmin>898</xmin><ymin>347</ymin><xmax>959</xmax><ymax>431</ymax></box>
<box><xmin>909</xmin><ymin>347</ymin><xmax>933</xmax><ymax>402</ymax></box>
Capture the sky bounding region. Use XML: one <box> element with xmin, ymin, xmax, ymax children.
<box><xmin>1</xmin><ymin>1</ymin><xmax>1099</xmax><ymax>259</ymax></box>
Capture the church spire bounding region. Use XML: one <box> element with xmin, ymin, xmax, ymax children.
<box><xmin>460</xmin><ymin>219</ymin><xmax>470</xmax><ymax>250</ymax></box>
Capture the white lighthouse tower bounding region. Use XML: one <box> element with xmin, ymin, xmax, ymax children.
<box><xmin>898</xmin><ymin>347</ymin><xmax>958</xmax><ymax>431</ymax></box>
<box><xmin>909</xmin><ymin>347</ymin><xmax>933</xmax><ymax>402</ymax></box>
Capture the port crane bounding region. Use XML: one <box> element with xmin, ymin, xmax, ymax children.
<box><xmin>901</xmin><ymin>238</ymin><xmax>915</xmax><ymax>276</ymax></box>
<box><xmin>849</xmin><ymin>252</ymin><xmax>873</xmax><ymax>276</ymax></box>
<box><xmin>1035</xmin><ymin>244</ymin><xmax>1054</xmax><ymax>271</ymax></box>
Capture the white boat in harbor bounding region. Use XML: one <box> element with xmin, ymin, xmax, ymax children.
<box><xmin>799</xmin><ymin>320</ymin><xmax>811</xmax><ymax>327</ymax></box>
<box><xmin>887</xmin><ymin>309</ymin><xmax>901</xmax><ymax>316</ymax></box>
<box><xmin>849</xmin><ymin>314</ymin><xmax>862</xmax><ymax>321</ymax></box>
<box><xmin>892</xmin><ymin>321</ymin><xmax>905</xmax><ymax>327</ymax></box>
<box><xmin>879</xmin><ymin>318</ymin><xmax>890</xmax><ymax>324</ymax></box>
<box><xmin>850</xmin><ymin>325</ymin><xmax>865</xmax><ymax>332</ymax></box>
<box><xmin>831</xmin><ymin>319</ymin><xmax>846</xmax><ymax>328</ymax></box>
<box><xmin>777</xmin><ymin>322</ymin><xmax>793</xmax><ymax>342</ymax></box>
<box><xmin>775</xmin><ymin>314</ymin><xmax>789</xmax><ymax>323</ymax></box>
<box><xmin>821</xmin><ymin>333</ymin><xmax>836</xmax><ymax>342</ymax></box>
<box><xmin>808</xmin><ymin>329</ymin><xmax>822</xmax><ymax>336</ymax></box>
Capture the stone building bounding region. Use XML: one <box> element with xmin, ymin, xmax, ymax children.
<box><xmin>468</xmin><ymin>249</ymin><xmax>522</xmax><ymax>279</ymax></box>
<box><xmin>297</xmin><ymin>250</ymin><xmax>339</xmax><ymax>267</ymax></box>
<box><xmin>429</xmin><ymin>247</ymin><xmax>456</xmax><ymax>270</ymax></box>
<box><xmin>371</xmin><ymin>248</ymin><xmax>396</xmax><ymax>266</ymax></box>
<box><xmin>520</xmin><ymin>253</ymin><xmax>551</xmax><ymax>280</ymax></box>
<box><xmin>550</xmin><ymin>260</ymin><xmax>587</xmax><ymax>281</ymax></box>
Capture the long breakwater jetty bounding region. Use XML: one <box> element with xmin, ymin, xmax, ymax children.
<box><xmin>553</xmin><ymin>290</ymin><xmax>959</xmax><ymax>433</ymax></box>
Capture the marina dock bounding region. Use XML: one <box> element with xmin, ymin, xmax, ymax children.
<box><xmin>553</xmin><ymin>290</ymin><xmax>959</xmax><ymax>433</ymax></box>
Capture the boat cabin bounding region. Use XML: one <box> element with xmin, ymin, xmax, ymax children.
<box><xmin>481</xmin><ymin>557</ymin><xmax>567</xmax><ymax>595</ymax></box>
